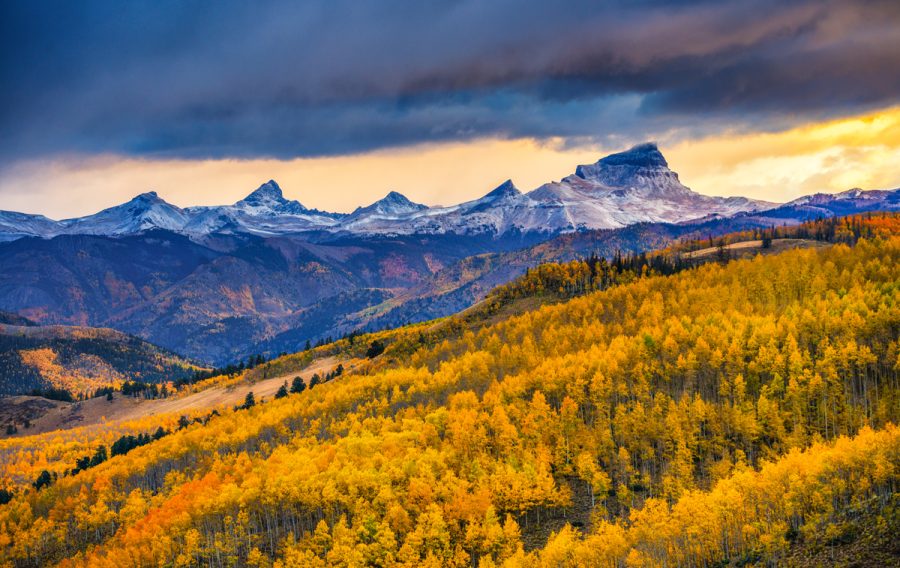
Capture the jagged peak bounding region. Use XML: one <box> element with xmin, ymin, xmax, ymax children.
<box><xmin>235</xmin><ymin>180</ymin><xmax>308</xmax><ymax>213</ymax></box>
<box><xmin>482</xmin><ymin>179</ymin><xmax>520</xmax><ymax>199</ymax></box>
<box><xmin>240</xmin><ymin>180</ymin><xmax>285</xmax><ymax>204</ymax></box>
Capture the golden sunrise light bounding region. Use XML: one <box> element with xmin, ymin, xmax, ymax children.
<box><xmin>2</xmin><ymin>105</ymin><xmax>900</xmax><ymax>218</ymax></box>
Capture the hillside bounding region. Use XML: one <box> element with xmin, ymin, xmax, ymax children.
<box><xmin>0</xmin><ymin>215</ymin><xmax>883</xmax><ymax>435</ymax></box>
<box><xmin>0</xmin><ymin>321</ymin><xmax>198</xmax><ymax>396</ymax></box>
<box><xmin>338</xmin><ymin>205</ymin><xmax>898</xmax><ymax>340</ymax></box>
<box><xmin>0</xmin><ymin>230</ymin><xmax>544</xmax><ymax>364</ymax></box>
<box><xmin>0</xmin><ymin>214</ymin><xmax>897</xmax><ymax>566</ymax></box>
<box><xmin>0</xmin><ymin>355</ymin><xmax>344</xmax><ymax>438</ymax></box>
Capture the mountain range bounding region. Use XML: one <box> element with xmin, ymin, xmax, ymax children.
<box><xmin>0</xmin><ymin>144</ymin><xmax>775</xmax><ymax>242</ymax></box>
<box><xmin>0</xmin><ymin>143</ymin><xmax>897</xmax><ymax>365</ymax></box>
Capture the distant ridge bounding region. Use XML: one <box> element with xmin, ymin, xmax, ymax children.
<box><xmin>4</xmin><ymin>144</ymin><xmax>895</xmax><ymax>244</ymax></box>
<box><xmin>0</xmin><ymin>143</ymin><xmax>778</xmax><ymax>241</ymax></box>
<box><xmin>0</xmin><ymin>320</ymin><xmax>197</xmax><ymax>395</ymax></box>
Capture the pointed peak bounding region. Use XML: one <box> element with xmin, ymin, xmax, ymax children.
<box><xmin>483</xmin><ymin>179</ymin><xmax>520</xmax><ymax>199</ymax></box>
<box><xmin>351</xmin><ymin>190</ymin><xmax>427</xmax><ymax>218</ymax></box>
<box><xmin>241</xmin><ymin>180</ymin><xmax>285</xmax><ymax>204</ymax></box>
<box><xmin>234</xmin><ymin>180</ymin><xmax>307</xmax><ymax>212</ymax></box>
<box><xmin>381</xmin><ymin>191</ymin><xmax>416</xmax><ymax>205</ymax></box>
<box><xmin>377</xmin><ymin>191</ymin><xmax>426</xmax><ymax>210</ymax></box>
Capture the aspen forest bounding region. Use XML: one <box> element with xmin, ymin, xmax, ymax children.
<box><xmin>1</xmin><ymin>214</ymin><xmax>899</xmax><ymax>567</ymax></box>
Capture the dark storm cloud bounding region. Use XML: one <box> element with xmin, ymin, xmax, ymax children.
<box><xmin>1</xmin><ymin>0</ymin><xmax>899</xmax><ymax>162</ymax></box>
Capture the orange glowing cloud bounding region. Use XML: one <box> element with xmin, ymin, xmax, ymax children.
<box><xmin>665</xmin><ymin>106</ymin><xmax>900</xmax><ymax>201</ymax></box>
<box><xmin>1</xmin><ymin>106</ymin><xmax>899</xmax><ymax>219</ymax></box>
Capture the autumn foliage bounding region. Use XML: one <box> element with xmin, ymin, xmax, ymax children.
<box><xmin>0</xmin><ymin>214</ymin><xmax>899</xmax><ymax>566</ymax></box>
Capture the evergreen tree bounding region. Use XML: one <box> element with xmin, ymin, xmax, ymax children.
<box><xmin>33</xmin><ymin>470</ymin><xmax>52</xmax><ymax>490</ymax></box>
<box><xmin>366</xmin><ymin>340</ymin><xmax>386</xmax><ymax>358</ymax></box>
<box><xmin>74</xmin><ymin>455</ymin><xmax>91</xmax><ymax>471</ymax></box>
<box><xmin>275</xmin><ymin>382</ymin><xmax>289</xmax><ymax>399</ymax></box>
<box><xmin>89</xmin><ymin>445</ymin><xmax>107</xmax><ymax>467</ymax></box>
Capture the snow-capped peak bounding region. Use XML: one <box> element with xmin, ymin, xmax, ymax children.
<box><xmin>592</xmin><ymin>142</ymin><xmax>667</xmax><ymax>170</ymax></box>
<box><xmin>89</xmin><ymin>190</ymin><xmax>181</xmax><ymax>217</ymax></box>
<box><xmin>234</xmin><ymin>180</ymin><xmax>307</xmax><ymax>215</ymax></box>
<box><xmin>481</xmin><ymin>180</ymin><xmax>521</xmax><ymax>200</ymax></box>
<box><xmin>0</xmin><ymin>143</ymin><xmax>799</xmax><ymax>242</ymax></box>
<box><xmin>54</xmin><ymin>190</ymin><xmax>188</xmax><ymax>236</ymax></box>
<box><xmin>131</xmin><ymin>191</ymin><xmax>165</xmax><ymax>204</ymax></box>
<box><xmin>350</xmin><ymin>191</ymin><xmax>427</xmax><ymax>219</ymax></box>
<box><xmin>788</xmin><ymin>187</ymin><xmax>892</xmax><ymax>207</ymax></box>
<box><xmin>238</xmin><ymin>180</ymin><xmax>286</xmax><ymax>206</ymax></box>
<box><xmin>572</xmin><ymin>142</ymin><xmax>681</xmax><ymax>190</ymax></box>
<box><xmin>383</xmin><ymin>190</ymin><xmax>419</xmax><ymax>205</ymax></box>
<box><xmin>836</xmin><ymin>188</ymin><xmax>866</xmax><ymax>199</ymax></box>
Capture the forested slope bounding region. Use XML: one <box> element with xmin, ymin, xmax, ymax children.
<box><xmin>0</xmin><ymin>323</ymin><xmax>198</xmax><ymax>396</ymax></box>
<box><xmin>0</xmin><ymin>216</ymin><xmax>898</xmax><ymax>567</ymax></box>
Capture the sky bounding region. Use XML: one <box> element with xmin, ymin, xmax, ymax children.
<box><xmin>1</xmin><ymin>0</ymin><xmax>899</xmax><ymax>218</ymax></box>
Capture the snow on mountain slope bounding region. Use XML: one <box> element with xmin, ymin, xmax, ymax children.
<box><xmin>350</xmin><ymin>191</ymin><xmax>427</xmax><ymax>218</ymax></box>
<box><xmin>59</xmin><ymin>191</ymin><xmax>190</xmax><ymax>236</ymax></box>
<box><xmin>231</xmin><ymin>180</ymin><xmax>309</xmax><ymax>215</ymax></box>
<box><xmin>787</xmin><ymin>187</ymin><xmax>897</xmax><ymax>207</ymax></box>
<box><xmin>341</xmin><ymin>191</ymin><xmax>429</xmax><ymax>232</ymax></box>
<box><xmin>340</xmin><ymin>144</ymin><xmax>775</xmax><ymax>235</ymax></box>
<box><xmin>0</xmin><ymin>191</ymin><xmax>190</xmax><ymax>240</ymax></box>
<box><xmin>767</xmin><ymin>187</ymin><xmax>900</xmax><ymax>218</ymax></box>
<box><xmin>526</xmin><ymin>143</ymin><xmax>773</xmax><ymax>227</ymax></box>
<box><xmin>0</xmin><ymin>211</ymin><xmax>60</xmax><ymax>242</ymax></box>
<box><xmin>3</xmin><ymin>143</ymin><xmax>894</xmax><ymax>243</ymax></box>
<box><xmin>183</xmin><ymin>180</ymin><xmax>342</xmax><ymax>236</ymax></box>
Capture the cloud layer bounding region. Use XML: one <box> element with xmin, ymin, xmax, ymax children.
<box><xmin>2</xmin><ymin>0</ymin><xmax>899</xmax><ymax>163</ymax></box>
<box><xmin>3</xmin><ymin>105</ymin><xmax>899</xmax><ymax>219</ymax></box>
